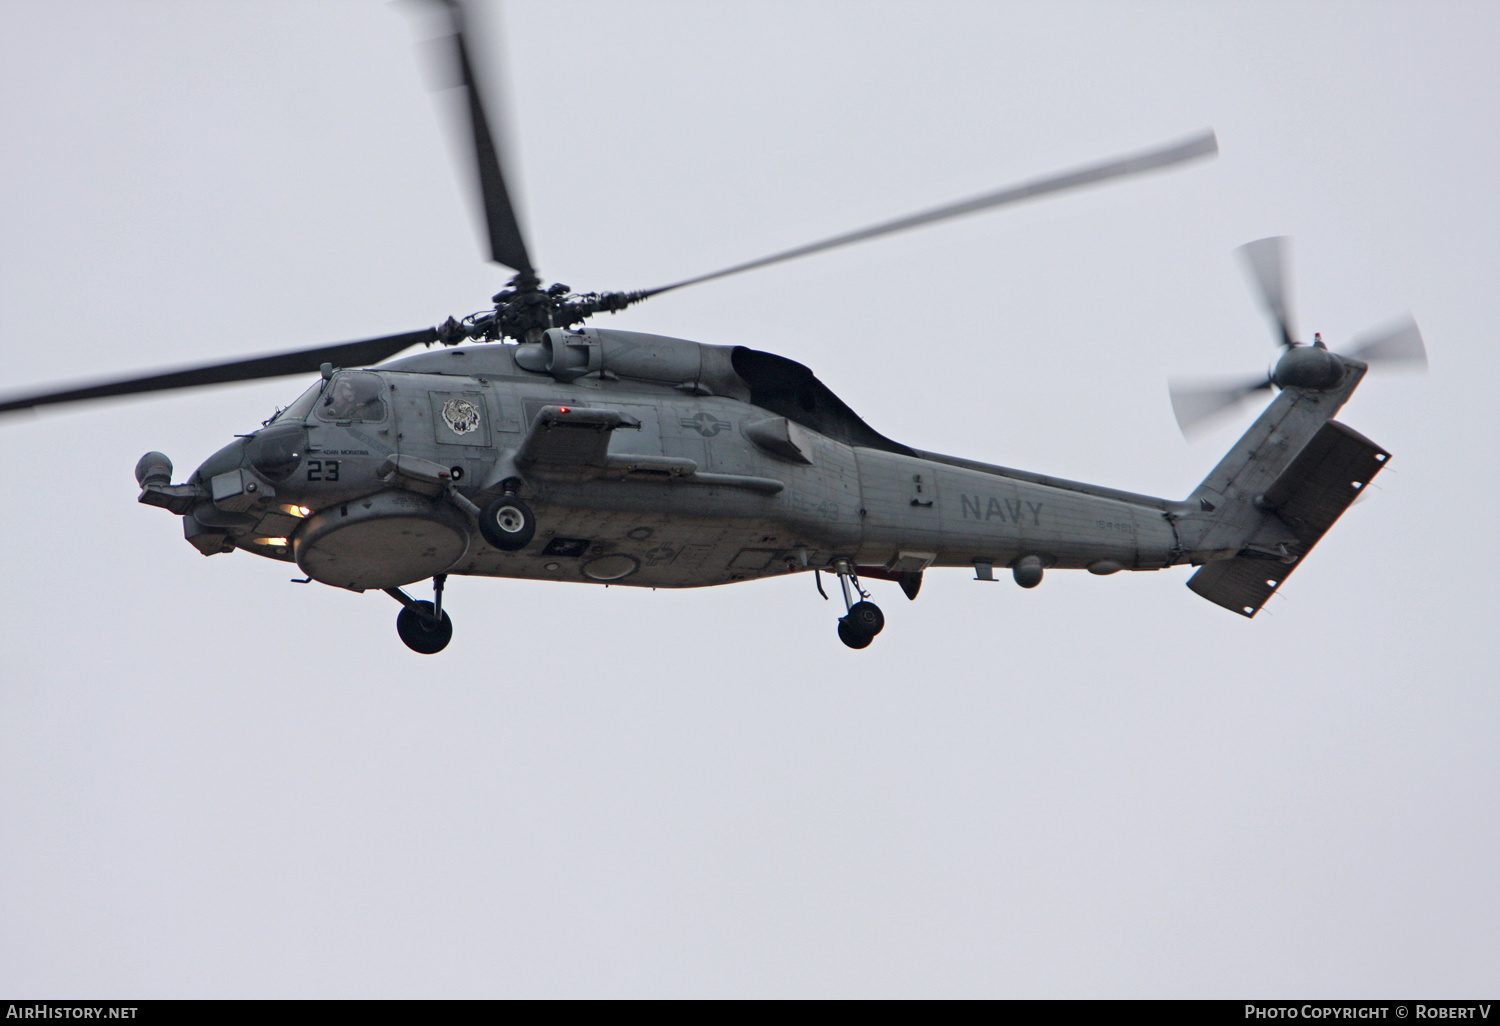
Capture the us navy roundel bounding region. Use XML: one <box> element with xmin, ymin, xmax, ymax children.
<box><xmin>442</xmin><ymin>397</ymin><xmax>482</xmax><ymax>435</ymax></box>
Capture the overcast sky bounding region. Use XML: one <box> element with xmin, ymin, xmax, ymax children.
<box><xmin>1</xmin><ymin>0</ymin><xmax>1496</xmax><ymax>998</ymax></box>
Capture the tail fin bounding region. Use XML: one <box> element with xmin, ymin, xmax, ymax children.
<box><xmin>1174</xmin><ymin>359</ymin><xmax>1391</xmax><ymax>617</ymax></box>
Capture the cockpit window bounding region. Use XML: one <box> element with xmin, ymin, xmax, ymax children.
<box><xmin>270</xmin><ymin>381</ymin><xmax>326</xmax><ymax>425</ymax></box>
<box><xmin>317</xmin><ymin>371</ymin><xmax>387</xmax><ymax>422</ymax></box>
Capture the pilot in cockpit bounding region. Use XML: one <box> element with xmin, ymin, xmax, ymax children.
<box><xmin>322</xmin><ymin>372</ymin><xmax>385</xmax><ymax>422</ymax></box>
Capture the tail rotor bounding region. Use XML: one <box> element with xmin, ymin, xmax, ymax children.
<box><xmin>1169</xmin><ymin>237</ymin><xmax>1427</xmax><ymax>436</ymax></box>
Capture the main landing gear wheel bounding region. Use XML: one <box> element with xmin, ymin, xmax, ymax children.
<box><xmin>478</xmin><ymin>494</ymin><xmax>535</xmax><ymax>550</ymax></box>
<box><xmin>396</xmin><ymin>600</ymin><xmax>453</xmax><ymax>654</ymax></box>
<box><xmin>837</xmin><ymin>600</ymin><xmax>885</xmax><ymax>649</ymax></box>
<box><xmin>837</xmin><ymin>616</ymin><xmax>875</xmax><ymax>649</ymax></box>
<box><xmin>827</xmin><ymin>560</ymin><xmax>886</xmax><ymax>649</ymax></box>
<box><xmin>845</xmin><ymin>599</ymin><xmax>884</xmax><ymax>636</ymax></box>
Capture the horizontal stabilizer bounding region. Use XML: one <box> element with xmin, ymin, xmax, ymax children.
<box><xmin>1257</xmin><ymin>420</ymin><xmax>1389</xmax><ymax>547</ymax></box>
<box><xmin>1188</xmin><ymin>420</ymin><xmax>1390</xmax><ymax>617</ymax></box>
<box><xmin>1187</xmin><ymin>557</ymin><xmax>1288</xmax><ymax>618</ymax></box>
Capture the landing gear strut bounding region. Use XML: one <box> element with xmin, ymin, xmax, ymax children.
<box><xmin>386</xmin><ymin>574</ymin><xmax>454</xmax><ymax>654</ymax></box>
<box><xmin>831</xmin><ymin>559</ymin><xmax>884</xmax><ymax>649</ymax></box>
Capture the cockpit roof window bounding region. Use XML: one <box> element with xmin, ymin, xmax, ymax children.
<box><xmin>271</xmin><ymin>381</ymin><xmax>325</xmax><ymax>425</ymax></box>
<box><xmin>316</xmin><ymin>371</ymin><xmax>387</xmax><ymax>423</ymax></box>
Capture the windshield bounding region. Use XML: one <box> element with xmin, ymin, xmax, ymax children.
<box><xmin>270</xmin><ymin>381</ymin><xmax>325</xmax><ymax>425</ymax></box>
<box><xmin>316</xmin><ymin>371</ymin><xmax>387</xmax><ymax>423</ymax></box>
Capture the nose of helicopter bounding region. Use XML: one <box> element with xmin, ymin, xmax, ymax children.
<box><xmin>189</xmin><ymin>418</ymin><xmax>310</xmax><ymax>484</ymax></box>
<box><xmin>191</xmin><ymin>436</ymin><xmax>249</xmax><ymax>485</ymax></box>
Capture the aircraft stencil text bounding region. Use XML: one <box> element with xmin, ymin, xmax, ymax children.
<box><xmin>958</xmin><ymin>494</ymin><xmax>1043</xmax><ymax>525</ymax></box>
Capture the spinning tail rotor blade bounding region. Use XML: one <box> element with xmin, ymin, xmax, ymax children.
<box><xmin>1345</xmin><ymin>313</ymin><xmax>1427</xmax><ymax>369</ymax></box>
<box><xmin>1169</xmin><ymin>375</ymin><xmax>1274</xmax><ymax>436</ymax></box>
<box><xmin>636</xmin><ymin>130</ymin><xmax>1218</xmax><ymax>298</ymax></box>
<box><xmin>0</xmin><ymin>329</ymin><xmax>439</xmax><ymax>415</ymax></box>
<box><xmin>1171</xmin><ymin>244</ymin><xmax>1425</xmax><ymax>441</ymax></box>
<box><xmin>1237</xmin><ymin>236</ymin><xmax>1297</xmax><ymax>349</ymax></box>
<box><xmin>425</xmin><ymin>0</ymin><xmax>534</xmax><ymax>277</ymax></box>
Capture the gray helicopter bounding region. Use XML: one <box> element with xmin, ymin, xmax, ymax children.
<box><xmin>0</xmin><ymin>2</ymin><xmax>1425</xmax><ymax>653</ymax></box>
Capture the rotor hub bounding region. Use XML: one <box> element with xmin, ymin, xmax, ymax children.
<box><xmin>1272</xmin><ymin>341</ymin><xmax>1344</xmax><ymax>391</ymax></box>
<box><xmin>436</xmin><ymin>275</ymin><xmax>650</xmax><ymax>346</ymax></box>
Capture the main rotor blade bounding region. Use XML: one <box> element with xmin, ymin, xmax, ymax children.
<box><xmin>1237</xmin><ymin>236</ymin><xmax>1297</xmax><ymax>348</ymax></box>
<box><xmin>637</xmin><ymin>130</ymin><xmax>1218</xmax><ymax>298</ymax></box>
<box><xmin>1169</xmin><ymin>374</ymin><xmax>1274</xmax><ymax>436</ymax></box>
<box><xmin>427</xmin><ymin>0</ymin><xmax>534</xmax><ymax>277</ymax></box>
<box><xmin>0</xmin><ymin>328</ymin><xmax>438</xmax><ymax>415</ymax></box>
<box><xmin>1345</xmin><ymin>314</ymin><xmax>1427</xmax><ymax>369</ymax></box>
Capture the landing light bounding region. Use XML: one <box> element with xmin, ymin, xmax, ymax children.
<box><xmin>282</xmin><ymin>504</ymin><xmax>312</xmax><ymax>518</ymax></box>
<box><xmin>256</xmin><ymin>537</ymin><xmax>290</xmax><ymax>547</ymax></box>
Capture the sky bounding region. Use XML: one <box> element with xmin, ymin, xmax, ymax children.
<box><xmin>1</xmin><ymin>0</ymin><xmax>1496</xmax><ymax>999</ymax></box>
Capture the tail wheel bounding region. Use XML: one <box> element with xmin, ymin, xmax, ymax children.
<box><xmin>478</xmin><ymin>494</ymin><xmax>536</xmax><ymax>550</ymax></box>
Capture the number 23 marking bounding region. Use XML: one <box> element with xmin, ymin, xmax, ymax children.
<box><xmin>307</xmin><ymin>459</ymin><xmax>340</xmax><ymax>482</ymax></box>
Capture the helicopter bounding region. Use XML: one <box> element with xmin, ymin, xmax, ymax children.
<box><xmin>0</xmin><ymin>1</ymin><xmax>1426</xmax><ymax>654</ymax></box>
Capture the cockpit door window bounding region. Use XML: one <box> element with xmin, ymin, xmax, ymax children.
<box><xmin>316</xmin><ymin>372</ymin><xmax>387</xmax><ymax>423</ymax></box>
